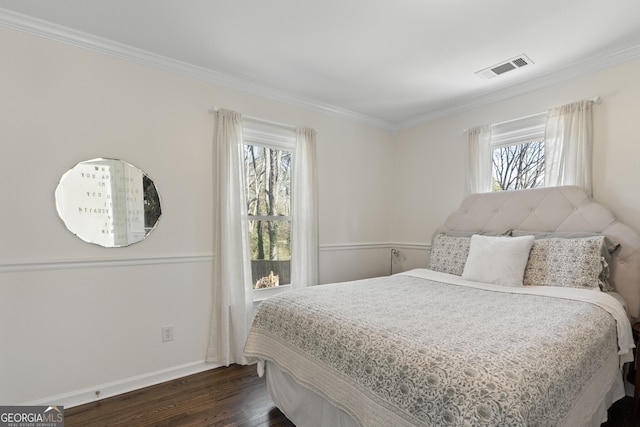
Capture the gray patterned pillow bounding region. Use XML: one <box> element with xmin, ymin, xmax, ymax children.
<box><xmin>513</xmin><ymin>230</ymin><xmax>618</xmax><ymax>291</ymax></box>
<box><xmin>523</xmin><ymin>236</ymin><xmax>605</xmax><ymax>289</ymax></box>
<box><xmin>428</xmin><ymin>234</ymin><xmax>471</xmax><ymax>275</ymax></box>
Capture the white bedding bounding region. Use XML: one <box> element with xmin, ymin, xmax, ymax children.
<box><xmin>245</xmin><ymin>268</ymin><xmax>634</xmax><ymax>426</ymax></box>
<box><xmin>402</xmin><ymin>269</ymin><xmax>634</xmax><ymax>365</ymax></box>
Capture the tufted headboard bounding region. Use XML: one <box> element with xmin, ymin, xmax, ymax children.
<box><xmin>433</xmin><ymin>186</ymin><xmax>640</xmax><ymax>318</ymax></box>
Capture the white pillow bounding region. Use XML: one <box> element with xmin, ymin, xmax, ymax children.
<box><xmin>462</xmin><ymin>235</ymin><xmax>535</xmax><ymax>287</ymax></box>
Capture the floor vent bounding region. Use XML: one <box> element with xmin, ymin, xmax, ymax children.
<box><xmin>475</xmin><ymin>55</ymin><xmax>533</xmax><ymax>79</ymax></box>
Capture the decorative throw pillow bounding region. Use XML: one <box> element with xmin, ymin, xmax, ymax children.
<box><xmin>461</xmin><ymin>235</ymin><xmax>535</xmax><ymax>287</ymax></box>
<box><xmin>428</xmin><ymin>234</ymin><xmax>472</xmax><ymax>276</ymax></box>
<box><xmin>513</xmin><ymin>231</ymin><xmax>618</xmax><ymax>291</ymax></box>
<box><xmin>523</xmin><ymin>236</ymin><xmax>606</xmax><ymax>290</ymax></box>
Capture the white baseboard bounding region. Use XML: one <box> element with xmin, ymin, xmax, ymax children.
<box><xmin>25</xmin><ymin>361</ymin><xmax>221</xmax><ymax>409</ymax></box>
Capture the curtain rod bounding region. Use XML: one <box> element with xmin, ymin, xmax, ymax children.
<box><xmin>209</xmin><ymin>108</ymin><xmax>298</xmax><ymax>132</ymax></box>
<box><xmin>461</xmin><ymin>96</ymin><xmax>602</xmax><ymax>134</ymax></box>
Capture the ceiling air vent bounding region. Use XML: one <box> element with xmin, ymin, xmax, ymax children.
<box><xmin>475</xmin><ymin>55</ymin><xmax>533</xmax><ymax>80</ymax></box>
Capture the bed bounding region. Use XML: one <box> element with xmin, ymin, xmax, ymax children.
<box><xmin>244</xmin><ymin>186</ymin><xmax>640</xmax><ymax>426</ymax></box>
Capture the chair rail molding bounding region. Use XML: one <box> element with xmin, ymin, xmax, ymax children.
<box><xmin>0</xmin><ymin>254</ymin><xmax>213</xmax><ymax>273</ymax></box>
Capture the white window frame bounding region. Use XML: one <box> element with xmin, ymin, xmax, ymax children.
<box><xmin>490</xmin><ymin>112</ymin><xmax>546</xmax><ymax>191</ymax></box>
<box><xmin>242</xmin><ymin>120</ymin><xmax>296</xmax><ymax>300</ymax></box>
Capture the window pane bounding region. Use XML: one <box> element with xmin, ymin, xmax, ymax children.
<box><xmin>249</xmin><ymin>219</ymin><xmax>291</xmax><ymax>261</ymax></box>
<box><xmin>244</xmin><ymin>145</ymin><xmax>291</xmax><ymax>217</ymax></box>
<box><xmin>492</xmin><ymin>140</ymin><xmax>544</xmax><ymax>191</ymax></box>
<box><xmin>249</xmin><ymin>219</ymin><xmax>291</xmax><ymax>288</ymax></box>
<box><xmin>244</xmin><ymin>143</ymin><xmax>292</xmax><ymax>289</ymax></box>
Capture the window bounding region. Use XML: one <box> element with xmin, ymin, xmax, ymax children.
<box><xmin>469</xmin><ymin>100</ymin><xmax>593</xmax><ymax>195</ymax></box>
<box><xmin>490</xmin><ymin>113</ymin><xmax>545</xmax><ymax>192</ymax></box>
<box><xmin>243</xmin><ymin>122</ymin><xmax>296</xmax><ymax>290</ymax></box>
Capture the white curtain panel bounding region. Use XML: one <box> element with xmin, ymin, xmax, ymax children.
<box><xmin>290</xmin><ymin>127</ymin><xmax>319</xmax><ymax>288</ymax></box>
<box><xmin>206</xmin><ymin>109</ymin><xmax>254</xmax><ymax>365</ymax></box>
<box><xmin>544</xmin><ymin>100</ymin><xmax>594</xmax><ymax>195</ymax></box>
<box><xmin>465</xmin><ymin>125</ymin><xmax>492</xmax><ymax>194</ymax></box>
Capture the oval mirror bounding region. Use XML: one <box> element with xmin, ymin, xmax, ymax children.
<box><xmin>55</xmin><ymin>158</ymin><xmax>162</xmax><ymax>247</ymax></box>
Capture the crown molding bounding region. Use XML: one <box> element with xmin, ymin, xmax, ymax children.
<box><xmin>0</xmin><ymin>8</ymin><xmax>395</xmax><ymax>131</ymax></box>
<box><xmin>2</xmin><ymin>8</ymin><xmax>639</xmax><ymax>133</ymax></box>
<box><xmin>395</xmin><ymin>43</ymin><xmax>640</xmax><ymax>131</ymax></box>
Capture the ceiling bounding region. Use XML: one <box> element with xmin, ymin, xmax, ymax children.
<box><xmin>1</xmin><ymin>0</ymin><xmax>640</xmax><ymax>131</ymax></box>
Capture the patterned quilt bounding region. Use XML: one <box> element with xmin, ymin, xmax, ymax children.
<box><xmin>244</xmin><ymin>269</ymin><xmax>633</xmax><ymax>426</ymax></box>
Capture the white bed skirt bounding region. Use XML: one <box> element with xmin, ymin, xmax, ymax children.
<box><xmin>266</xmin><ymin>360</ymin><xmax>359</xmax><ymax>427</ymax></box>
<box><xmin>265</xmin><ymin>357</ymin><xmax>626</xmax><ymax>427</ymax></box>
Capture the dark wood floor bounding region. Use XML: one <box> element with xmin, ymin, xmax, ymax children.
<box><xmin>65</xmin><ymin>364</ymin><xmax>638</xmax><ymax>426</ymax></box>
<box><xmin>604</xmin><ymin>396</ymin><xmax>639</xmax><ymax>427</ymax></box>
<box><xmin>64</xmin><ymin>364</ymin><xmax>294</xmax><ymax>427</ymax></box>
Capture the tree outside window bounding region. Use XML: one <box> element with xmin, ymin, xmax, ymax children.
<box><xmin>489</xmin><ymin>113</ymin><xmax>546</xmax><ymax>192</ymax></box>
<box><xmin>243</xmin><ymin>144</ymin><xmax>292</xmax><ymax>289</ymax></box>
<box><xmin>492</xmin><ymin>139</ymin><xmax>544</xmax><ymax>191</ymax></box>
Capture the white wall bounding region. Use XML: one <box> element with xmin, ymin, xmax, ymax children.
<box><xmin>3</xmin><ymin>21</ymin><xmax>639</xmax><ymax>407</ymax></box>
<box><xmin>391</xmin><ymin>59</ymin><xmax>640</xmax><ymax>270</ymax></box>
<box><xmin>0</xmin><ymin>26</ymin><xmax>394</xmax><ymax>405</ymax></box>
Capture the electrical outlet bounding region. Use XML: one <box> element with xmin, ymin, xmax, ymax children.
<box><xmin>161</xmin><ymin>325</ymin><xmax>174</xmax><ymax>342</ymax></box>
